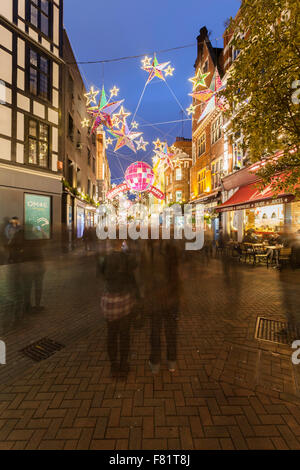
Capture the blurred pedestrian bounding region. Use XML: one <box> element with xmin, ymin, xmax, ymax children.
<box><xmin>4</xmin><ymin>217</ymin><xmax>21</xmax><ymax>263</ymax></box>
<box><xmin>97</xmin><ymin>238</ymin><xmax>138</xmax><ymax>377</ymax></box>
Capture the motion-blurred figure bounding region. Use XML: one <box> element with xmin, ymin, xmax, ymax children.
<box><xmin>148</xmin><ymin>239</ymin><xmax>180</xmax><ymax>373</ymax></box>
<box><xmin>4</xmin><ymin>217</ymin><xmax>21</xmax><ymax>263</ymax></box>
<box><xmin>97</xmin><ymin>239</ymin><xmax>138</xmax><ymax>377</ymax></box>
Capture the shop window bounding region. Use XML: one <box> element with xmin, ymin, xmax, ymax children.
<box><xmin>198</xmin><ymin>132</ymin><xmax>206</xmax><ymax>156</ymax></box>
<box><xmin>211</xmin><ymin>116</ymin><xmax>222</xmax><ymax>144</ymax></box>
<box><xmin>175</xmin><ymin>168</ymin><xmax>182</xmax><ymax>181</ymax></box>
<box><xmin>176</xmin><ymin>190</ymin><xmax>182</xmax><ymax>202</ymax></box>
<box><xmin>28</xmin><ymin>0</ymin><xmax>52</xmax><ymax>38</ymax></box>
<box><xmin>28</xmin><ymin>48</ymin><xmax>51</xmax><ymax>101</ymax></box>
<box><xmin>197</xmin><ymin>170</ymin><xmax>206</xmax><ymax>194</ymax></box>
<box><xmin>27</xmin><ymin>118</ymin><xmax>50</xmax><ymax>168</ymax></box>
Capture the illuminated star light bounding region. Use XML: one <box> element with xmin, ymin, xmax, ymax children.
<box><xmin>189</xmin><ymin>69</ymin><xmax>210</xmax><ymax>90</ymax></box>
<box><xmin>114</xmin><ymin>122</ymin><xmax>142</xmax><ymax>153</ymax></box>
<box><xmin>84</xmin><ymin>86</ymin><xmax>99</xmax><ymax>106</ymax></box>
<box><xmin>131</xmin><ymin>121</ymin><xmax>139</xmax><ymax>129</ymax></box>
<box><xmin>153</xmin><ymin>138</ymin><xmax>164</xmax><ymax>150</ymax></box>
<box><xmin>106</xmin><ymin>137</ymin><xmax>113</xmax><ymax>146</ymax></box>
<box><xmin>81</xmin><ymin>118</ymin><xmax>90</xmax><ymax>128</ymax></box>
<box><xmin>164</xmin><ymin>65</ymin><xmax>175</xmax><ymax>77</ymax></box>
<box><xmin>141</xmin><ymin>56</ymin><xmax>152</xmax><ymax>68</ymax></box>
<box><xmin>113</xmin><ymin>106</ymin><xmax>131</xmax><ymax>125</ymax></box>
<box><xmin>136</xmin><ymin>136</ymin><xmax>149</xmax><ymax>151</ymax></box>
<box><xmin>154</xmin><ymin>143</ymin><xmax>175</xmax><ymax>170</ymax></box>
<box><xmin>87</xmin><ymin>86</ymin><xmax>124</xmax><ymax>134</ymax></box>
<box><xmin>187</xmin><ymin>104</ymin><xmax>196</xmax><ymax>115</ymax></box>
<box><xmin>109</xmin><ymin>86</ymin><xmax>119</xmax><ymax>97</ymax></box>
<box><xmin>142</xmin><ymin>54</ymin><xmax>170</xmax><ymax>84</ymax></box>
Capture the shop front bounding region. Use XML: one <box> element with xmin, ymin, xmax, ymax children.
<box><xmin>191</xmin><ymin>191</ymin><xmax>220</xmax><ymax>240</ymax></box>
<box><xmin>217</xmin><ymin>181</ymin><xmax>295</xmax><ymax>241</ymax></box>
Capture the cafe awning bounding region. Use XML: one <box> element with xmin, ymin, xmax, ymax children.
<box><xmin>216</xmin><ymin>182</ymin><xmax>294</xmax><ymax>213</ymax></box>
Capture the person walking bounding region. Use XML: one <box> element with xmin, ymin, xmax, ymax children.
<box><xmin>97</xmin><ymin>239</ymin><xmax>138</xmax><ymax>377</ymax></box>
<box><xmin>148</xmin><ymin>239</ymin><xmax>180</xmax><ymax>374</ymax></box>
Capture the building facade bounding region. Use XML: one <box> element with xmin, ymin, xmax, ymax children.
<box><xmin>61</xmin><ymin>29</ymin><xmax>99</xmax><ymax>244</ymax></box>
<box><xmin>0</xmin><ymin>0</ymin><xmax>63</xmax><ymax>254</ymax></box>
<box><xmin>190</xmin><ymin>27</ymin><xmax>224</xmax><ymax>240</ymax></box>
<box><xmin>164</xmin><ymin>137</ymin><xmax>192</xmax><ymax>205</ymax></box>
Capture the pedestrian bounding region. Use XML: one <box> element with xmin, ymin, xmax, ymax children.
<box><xmin>4</xmin><ymin>217</ymin><xmax>21</xmax><ymax>263</ymax></box>
<box><xmin>148</xmin><ymin>239</ymin><xmax>180</xmax><ymax>374</ymax></box>
<box><xmin>21</xmin><ymin>226</ymin><xmax>46</xmax><ymax>313</ymax></box>
<box><xmin>97</xmin><ymin>238</ymin><xmax>138</xmax><ymax>377</ymax></box>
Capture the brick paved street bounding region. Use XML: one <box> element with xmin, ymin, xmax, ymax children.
<box><xmin>0</xmin><ymin>249</ymin><xmax>300</xmax><ymax>450</ymax></box>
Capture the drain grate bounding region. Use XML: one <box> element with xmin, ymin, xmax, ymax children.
<box><xmin>255</xmin><ymin>317</ymin><xmax>300</xmax><ymax>345</ymax></box>
<box><xmin>21</xmin><ymin>337</ymin><xmax>65</xmax><ymax>362</ymax></box>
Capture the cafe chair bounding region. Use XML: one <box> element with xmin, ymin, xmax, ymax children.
<box><xmin>252</xmin><ymin>244</ymin><xmax>269</xmax><ymax>266</ymax></box>
<box><xmin>278</xmin><ymin>247</ymin><xmax>292</xmax><ymax>270</ymax></box>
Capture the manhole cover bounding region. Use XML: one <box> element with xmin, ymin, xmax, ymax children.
<box><xmin>255</xmin><ymin>317</ymin><xmax>299</xmax><ymax>345</ymax></box>
<box><xmin>21</xmin><ymin>337</ymin><xmax>65</xmax><ymax>362</ymax></box>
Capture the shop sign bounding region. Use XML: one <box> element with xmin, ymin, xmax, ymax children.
<box><xmin>218</xmin><ymin>195</ymin><xmax>294</xmax><ymax>213</ymax></box>
<box><xmin>24</xmin><ymin>194</ymin><xmax>51</xmax><ymax>239</ymax></box>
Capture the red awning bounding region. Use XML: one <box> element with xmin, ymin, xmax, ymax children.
<box><xmin>216</xmin><ymin>182</ymin><xmax>294</xmax><ymax>212</ymax></box>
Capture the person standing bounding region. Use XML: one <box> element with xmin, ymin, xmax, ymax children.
<box><xmin>4</xmin><ymin>217</ymin><xmax>21</xmax><ymax>263</ymax></box>
<box><xmin>97</xmin><ymin>239</ymin><xmax>138</xmax><ymax>377</ymax></box>
<box><xmin>148</xmin><ymin>239</ymin><xmax>180</xmax><ymax>374</ymax></box>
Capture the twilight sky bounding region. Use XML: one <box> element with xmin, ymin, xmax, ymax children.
<box><xmin>64</xmin><ymin>0</ymin><xmax>240</xmax><ymax>183</ymax></box>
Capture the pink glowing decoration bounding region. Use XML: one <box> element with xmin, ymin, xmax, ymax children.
<box><xmin>125</xmin><ymin>161</ymin><xmax>154</xmax><ymax>193</ymax></box>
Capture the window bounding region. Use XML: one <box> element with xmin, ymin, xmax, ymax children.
<box><xmin>203</xmin><ymin>60</ymin><xmax>208</xmax><ymax>74</ymax></box>
<box><xmin>197</xmin><ymin>170</ymin><xmax>206</xmax><ymax>194</ymax></box>
<box><xmin>233</xmin><ymin>140</ymin><xmax>244</xmax><ymax>169</ymax></box>
<box><xmin>211</xmin><ymin>116</ymin><xmax>222</xmax><ymax>144</ymax></box>
<box><xmin>68</xmin><ymin>114</ymin><xmax>74</xmax><ymax>141</ymax></box>
<box><xmin>29</xmin><ymin>0</ymin><xmax>52</xmax><ymax>37</ymax></box>
<box><xmin>232</xmin><ymin>47</ymin><xmax>240</xmax><ymax>61</ymax></box>
<box><xmin>176</xmin><ymin>190</ymin><xmax>182</xmax><ymax>202</ymax></box>
<box><xmin>87</xmin><ymin>148</ymin><xmax>91</xmax><ymax>166</ymax></box>
<box><xmin>87</xmin><ymin>179</ymin><xmax>91</xmax><ymax>197</ymax></box>
<box><xmin>198</xmin><ymin>132</ymin><xmax>206</xmax><ymax>156</ymax></box>
<box><xmin>92</xmin><ymin>157</ymin><xmax>96</xmax><ymax>174</ymax></box>
<box><xmin>166</xmin><ymin>175</ymin><xmax>169</xmax><ymax>186</ymax></box>
<box><xmin>67</xmin><ymin>159</ymin><xmax>73</xmax><ymax>186</ymax></box>
<box><xmin>76</xmin><ymin>130</ymin><xmax>81</xmax><ymax>150</ymax></box>
<box><xmin>77</xmin><ymin>168</ymin><xmax>81</xmax><ymax>190</ymax></box>
<box><xmin>28</xmin><ymin>49</ymin><xmax>51</xmax><ymax>100</ymax></box>
<box><xmin>211</xmin><ymin>159</ymin><xmax>223</xmax><ymax>189</ymax></box>
<box><xmin>175</xmin><ymin>168</ymin><xmax>182</xmax><ymax>181</ymax></box>
<box><xmin>27</xmin><ymin>119</ymin><xmax>50</xmax><ymax>168</ymax></box>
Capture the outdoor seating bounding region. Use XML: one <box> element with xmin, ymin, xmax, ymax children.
<box><xmin>251</xmin><ymin>244</ymin><xmax>269</xmax><ymax>266</ymax></box>
<box><xmin>278</xmin><ymin>247</ymin><xmax>292</xmax><ymax>269</ymax></box>
<box><xmin>238</xmin><ymin>243</ymin><xmax>254</xmax><ymax>263</ymax></box>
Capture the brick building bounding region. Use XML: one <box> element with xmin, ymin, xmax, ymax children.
<box><xmin>164</xmin><ymin>137</ymin><xmax>192</xmax><ymax>205</ymax></box>
<box><xmin>190</xmin><ymin>27</ymin><xmax>224</xmax><ymax>239</ymax></box>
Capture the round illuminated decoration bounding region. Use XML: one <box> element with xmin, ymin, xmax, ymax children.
<box><xmin>125</xmin><ymin>161</ymin><xmax>155</xmax><ymax>192</ymax></box>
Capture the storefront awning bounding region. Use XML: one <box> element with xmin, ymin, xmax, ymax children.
<box><xmin>216</xmin><ymin>182</ymin><xmax>294</xmax><ymax>212</ymax></box>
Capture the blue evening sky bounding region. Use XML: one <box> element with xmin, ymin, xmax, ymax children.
<box><xmin>64</xmin><ymin>0</ymin><xmax>240</xmax><ymax>182</ymax></box>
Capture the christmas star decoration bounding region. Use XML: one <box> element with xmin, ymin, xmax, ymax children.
<box><xmin>189</xmin><ymin>69</ymin><xmax>210</xmax><ymax>90</ymax></box>
<box><xmin>84</xmin><ymin>86</ymin><xmax>99</xmax><ymax>106</ymax></box>
<box><xmin>113</xmin><ymin>122</ymin><xmax>142</xmax><ymax>153</ymax></box>
<box><xmin>106</xmin><ymin>137</ymin><xmax>113</xmax><ymax>146</ymax></box>
<box><xmin>190</xmin><ymin>88</ymin><xmax>214</xmax><ymax>103</ymax></box>
<box><xmin>113</xmin><ymin>106</ymin><xmax>131</xmax><ymax>125</ymax></box>
<box><xmin>131</xmin><ymin>121</ymin><xmax>139</xmax><ymax>129</ymax></box>
<box><xmin>87</xmin><ymin>86</ymin><xmax>124</xmax><ymax>134</ymax></box>
<box><xmin>141</xmin><ymin>56</ymin><xmax>152</xmax><ymax>68</ymax></box>
<box><xmin>136</xmin><ymin>136</ymin><xmax>149</xmax><ymax>151</ymax></box>
<box><xmin>109</xmin><ymin>86</ymin><xmax>119</xmax><ymax>97</ymax></box>
<box><xmin>165</xmin><ymin>65</ymin><xmax>175</xmax><ymax>77</ymax></box>
<box><xmin>186</xmin><ymin>104</ymin><xmax>196</xmax><ymax>115</ymax></box>
<box><xmin>154</xmin><ymin>143</ymin><xmax>174</xmax><ymax>170</ymax></box>
<box><xmin>153</xmin><ymin>138</ymin><xmax>164</xmax><ymax>150</ymax></box>
<box><xmin>81</xmin><ymin>118</ymin><xmax>90</xmax><ymax>128</ymax></box>
<box><xmin>142</xmin><ymin>54</ymin><xmax>170</xmax><ymax>85</ymax></box>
